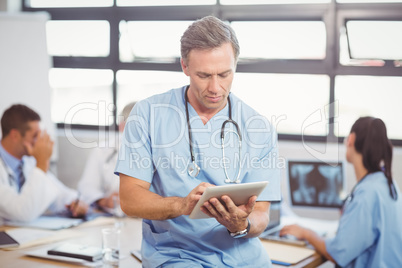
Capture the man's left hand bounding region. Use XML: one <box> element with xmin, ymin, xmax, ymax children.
<box><xmin>201</xmin><ymin>195</ymin><xmax>257</xmax><ymax>232</ymax></box>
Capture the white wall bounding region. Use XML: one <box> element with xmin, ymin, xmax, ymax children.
<box><xmin>0</xmin><ymin>12</ymin><xmax>55</xmax><ymax>142</ymax></box>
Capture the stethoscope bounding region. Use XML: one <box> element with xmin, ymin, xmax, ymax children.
<box><xmin>342</xmin><ymin>173</ymin><xmax>369</xmax><ymax>210</ymax></box>
<box><xmin>184</xmin><ymin>87</ymin><xmax>242</xmax><ymax>183</ymax></box>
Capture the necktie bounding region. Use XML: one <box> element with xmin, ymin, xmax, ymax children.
<box><xmin>18</xmin><ymin>162</ymin><xmax>26</xmax><ymax>192</ymax></box>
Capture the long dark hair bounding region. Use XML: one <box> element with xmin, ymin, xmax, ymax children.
<box><xmin>350</xmin><ymin>117</ymin><xmax>397</xmax><ymax>200</ymax></box>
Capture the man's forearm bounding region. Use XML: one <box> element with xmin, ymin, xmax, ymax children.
<box><xmin>245</xmin><ymin>202</ymin><xmax>270</xmax><ymax>238</ymax></box>
<box><xmin>119</xmin><ymin>176</ymin><xmax>184</xmax><ymax>220</ymax></box>
<box><xmin>122</xmin><ymin>194</ymin><xmax>184</xmax><ymax>220</ymax></box>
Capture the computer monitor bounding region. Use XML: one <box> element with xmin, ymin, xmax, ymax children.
<box><xmin>266</xmin><ymin>200</ymin><xmax>281</xmax><ymax>231</ymax></box>
<box><xmin>287</xmin><ymin>160</ymin><xmax>345</xmax><ymax>209</ymax></box>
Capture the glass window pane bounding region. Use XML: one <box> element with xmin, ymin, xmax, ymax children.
<box><xmin>50</xmin><ymin>68</ymin><xmax>114</xmax><ymax>126</ymax></box>
<box><xmin>47</xmin><ymin>21</ymin><xmax>110</xmax><ymax>57</ymax></box>
<box><xmin>231</xmin><ymin>21</ymin><xmax>326</xmax><ymax>60</ymax></box>
<box><xmin>116</xmin><ymin>70</ymin><xmax>189</xmax><ymax>114</ymax></box>
<box><xmin>231</xmin><ymin>73</ymin><xmax>330</xmax><ymax>136</ymax></box>
<box><xmin>119</xmin><ymin>21</ymin><xmax>192</xmax><ymax>62</ymax></box>
<box><xmin>337</xmin><ymin>0</ymin><xmax>402</xmax><ymax>3</ymax></box>
<box><xmin>117</xmin><ymin>0</ymin><xmax>215</xmax><ymax>6</ymax></box>
<box><xmin>339</xmin><ymin>26</ymin><xmax>385</xmax><ymax>67</ymax></box>
<box><xmin>29</xmin><ymin>0</ymin><xmax>113</xmax><ymax>7</ymax></box>
<box><xmin>222</xmin><ymin>0</ymin><xmax>330</xmax><ymax>4</ymax></box>
<box><xmin>346</xmin><ymin>21</ymin><xmax>402</xmax><ymax>60</ymax></box>
<box><xmin>335</xmin><ymin>75</ymin><xmax>402</xmax><ymax>139</ymax></box>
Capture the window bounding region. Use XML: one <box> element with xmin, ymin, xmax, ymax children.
<box><xmin>232</xmin><ymin>73</ymin><xmax>330</xmax><ymax>136</ymax></box>
<box><xmin>232</xmin><ymin>21</ymin><xmax>326</xmax><ymax>60</ymax></box>
<box><xmin>30</xmin><ymin>0</ymin><xmax>113</xmax><ymax>8</ymax></box>
<box><xmin>346</xmin><ymin>21</ymin><xmax>402</xmax><ymax>60</ymax></box>
<box><xmin>50</xmin><ymin>68</ymin><xmax>114</xmax><ymax>126</ymax></box>
<box><xmin>221</xmin><ymin>0</ymin><xmax>330</xmax><ymax>4</ymax></box>
<box><xmin>47</xmin><ymin>21</ymin><xmax>110</xmax><ymax>57</ymax></box>
<box><xmin>23</xmin><ymin>1</ymin><xmax>402</xmax><ymax>144</ymax></box>
<box><xmin>337</xmin><ymin>0</ymin><xmax>402</xmax><ymax>3</ymax></box>
<box><xmin>119</xmin><ymin>21</ymin><xmax>192</xmax><ymax>62</ymax></box>
<box><xmin>117</xmin><ymin>0</ymin><xmax>216</xmax><ymax>6</ymax></box>
<box><xmin>335</xmin><ymin>75</ymin><xmax>402</xmax><ymax>140</ymax></box>
<box><xmin>116</xmin><ymin>70</ymin><xmax>189</xmax><ymax>114</ymax></box>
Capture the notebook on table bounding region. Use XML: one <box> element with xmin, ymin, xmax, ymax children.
<box><xmin>47</xmin><ymin>243</ymin><xmax>103</xmax><ymax>262</ymax></box>
<box><xmin>0</xmin><ymin>231</ymin><xmax>19</xmax><ymax>249</ymax></box>
<box><xmin>259</xmin><ymin>201</ymin><xmax>306</xmax><ymax>247</ymax></box>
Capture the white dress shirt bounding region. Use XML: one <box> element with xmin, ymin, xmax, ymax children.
<box><xmin>0</xmin><ymin>145</ymin><xmax>78</xmax><ymax>223</ymax></box>
<box><xmin>77</xmin><ymin>147</ymin><xmax>119</xmax><ymax>205</ymax></box>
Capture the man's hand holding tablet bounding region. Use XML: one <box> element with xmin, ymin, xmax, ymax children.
<box><xmin>189</xmin><ymin>181</ymin><xmax>269</xmax><ymax>219</ymax></box>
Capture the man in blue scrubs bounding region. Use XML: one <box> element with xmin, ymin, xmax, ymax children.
<box><xmin>115</xmin><ymin>16</ymin><xmax>281</xmax><ymax>267</ymax></box>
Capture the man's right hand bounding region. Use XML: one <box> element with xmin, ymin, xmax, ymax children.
<box><xmin>181</xmin><ymin>182</ymin><xmax>215</xmax><ymax>215</ymax></box>
<box><xmin>24</xmin><ymin>130</ymin><xmax>54</xmax><ymax>172</ymax></box>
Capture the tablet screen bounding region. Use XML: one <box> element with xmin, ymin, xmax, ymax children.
<box><xmin>189</xmin><ymin>181</ymin><xmax>269</xmax><ymax>219</ymax></box>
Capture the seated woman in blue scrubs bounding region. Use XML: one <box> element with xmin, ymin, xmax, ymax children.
<box><xmin>280</xmin><ymin>117</ymin><xmax>402</xmax><ymax>268</ymax></box>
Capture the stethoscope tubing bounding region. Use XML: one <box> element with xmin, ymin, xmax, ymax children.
<box><xmin>185</xmin><ymin>87</ymin><xmax>242</xmax><ymax>183</ymax></box>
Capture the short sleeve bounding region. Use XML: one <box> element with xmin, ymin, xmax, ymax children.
<box><xmin>243</xmin><ymin>114</ymin><xmax>281</xmax><ymax>201</ymax></box>
<box><xmin>114</xmin><ymin>101</ymin><xmax>154</xmax><ymax>183</ymax></box>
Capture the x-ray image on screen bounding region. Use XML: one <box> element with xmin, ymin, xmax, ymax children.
<box><xmin>288</xmin><ymin>161</ymin><xmax>345</xmax><ymax>208</ymax></box>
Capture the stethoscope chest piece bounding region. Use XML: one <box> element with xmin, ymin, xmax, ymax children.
<box><xmin>188</xmin><ymin>161</ymin><xmax>200</xmax><ymax>178</ymax></box>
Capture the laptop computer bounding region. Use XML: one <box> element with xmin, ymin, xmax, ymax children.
<box><xmin>259</xmin><ymin>201</ymin><xmax>306</xmax><ymax>246</ymax></box>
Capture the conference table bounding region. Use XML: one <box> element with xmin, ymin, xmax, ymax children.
<box><xmin>0</xmin><ymin>216</ymin><xmax>325</xmax><ymax>268</ymax></box>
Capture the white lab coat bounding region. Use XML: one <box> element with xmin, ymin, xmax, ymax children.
<box><xmin>0</xmin><ymin>155</ymin><xmax>78</xmax><ymax>223</ymax></box>
<box><xmin>77</xmin><ymin>147</ymin><xmax>119</xmax><ymax>205</ymax></box>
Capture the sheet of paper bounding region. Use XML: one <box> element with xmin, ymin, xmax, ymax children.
<box><xmin>3</xmin><ymin>228</ymin><xmax>84</xmax><ymax>250</ymax></box>
<box><xmin>4</xmin><ymin>216</ymin><xmax>83</xmax><ymax>230</ymax></box>
<box><xmin>261</xmin><ymin>240</ymin><xmax>315</xmax><ymax>264</ymax></box>
<box><xmin>6</xmin><ymin>228</ymin><xmax>54</xmax><ymax>244</ymax></box>
<box><xmin>77</xmin><ymin>216</ymin><xmax>115</xmax><ymax>228</ymax></box>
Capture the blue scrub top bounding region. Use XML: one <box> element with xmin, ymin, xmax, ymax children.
<box><xmin>325</xmin><ymin>171</ymin><xmax>402</xmax><ymax>268</ymax></box>
<box><xmin>115</xmin><ymin>86</ymin><xmax>281</xmax><ymax>267</ymax></box>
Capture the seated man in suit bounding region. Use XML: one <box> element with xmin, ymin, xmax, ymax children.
<box><xmin>0</xmin><ymin>104</ymin><xmax>88</xmax><ymax>223</ymax></box>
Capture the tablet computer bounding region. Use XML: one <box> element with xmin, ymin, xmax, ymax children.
<box><xmin>48</xmin><ymin>243</ymin><xmax>103</xmax><ymax>262</ymax></box>
<box><xmin>189</xmin><ymin>181</ymin><xmax>269</xmax><ymax>219</ymax></box>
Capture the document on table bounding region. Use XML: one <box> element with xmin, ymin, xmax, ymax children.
<box><xmin>3</xmin><ymin>228</ymin><xmax>83</xmax><ymax>250</ymax></box>
<box><xmin>261</xmin><ymin>240</ymin><xmax>315</xmax><ymax>265</ymax></box>
<box><xmin>4</xmin><ymin>216</ymin><xmax>83</xmax><ymax>230</ymax></box>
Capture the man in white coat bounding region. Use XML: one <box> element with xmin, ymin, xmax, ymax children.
<box><xmin>0</xmin><ymin>104</ymin><xmax>88</xmax><ymax>223</ymax></box>
<box><xmin>78</xmin><ymin>102</ymin><xmax>136</xmax><ymax>212</ymax></box>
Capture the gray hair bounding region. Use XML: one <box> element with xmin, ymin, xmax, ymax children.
<box><xmin>180</xmin><ymin>16</ymin><xmax>240</xmax><ymax>63</ymax></box>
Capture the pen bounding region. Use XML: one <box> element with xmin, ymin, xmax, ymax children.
<box><xmin>74</xmin><ymin>192</ymin><xmax>80</xmax><ymax>207</ymax></box>
<box><xmin>271</xmin><ymin>260</ymin><xmax>291</xmax><ymax>266</ymax></box>
<box><xmin>71</xmin><ymin>192</ymin><xmax>80</xmax><ymax>216</ymax></box>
